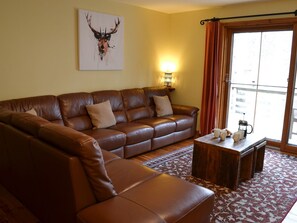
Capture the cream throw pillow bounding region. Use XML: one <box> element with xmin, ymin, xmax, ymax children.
<box><xmin>153</xmin><ymin>95</ymin><xmax>173</xmax><ymax>117</ymax></box>
<box><xmin>26</xmin><ymin>108</ymin><xmax>37</xmax><ymax>116</ymax></box>
<box><xmin>86</xmin><ymin>100</ymin><xmax>116</xmax><ymax>129</ymax></box>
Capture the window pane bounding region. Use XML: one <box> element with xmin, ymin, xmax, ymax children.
<box><xmin>227</xmin><ymin>31</ymin><xmax>292</xmax><ymax>141</ymax></box>
<box><xmin>253</xmin><ymin>86</ymin><xmax>287</xmax><ymax>139</ymax></box>
<box><xmin>227</xmin><ymin>84</ymin><xmax>256</xmax><ymax>132</ymax></box>
<box><xmin>258</xmin><ymin>31</ymin><xmax>292</xmax><ymax>87</ymax></box>
<box><xmin>230</xmin><ymin>33</ymin><xmax>261</xmax><ymax>84</ymax></box>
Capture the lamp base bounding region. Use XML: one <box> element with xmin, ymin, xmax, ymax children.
<box><xmin>166</xmin><ymin>87</ymin><xmax>175</xmax><ymax>92</ymax></box>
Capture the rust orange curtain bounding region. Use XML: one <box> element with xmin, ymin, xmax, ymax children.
<box><xmin>200</xmin><ymin>21</ymin><xmax>222</xmax><ymax>136</ymax></box>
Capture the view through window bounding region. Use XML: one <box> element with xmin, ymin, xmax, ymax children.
<box><xmin>226</xmin><ymin>31</ymin><xmax>293</xmax><ymax>141</ymax></box>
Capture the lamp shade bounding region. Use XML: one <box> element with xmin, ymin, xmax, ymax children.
<box><xmin>164</xmin><ymin>72</ymin><xmax>172</xmax><ymax>87</ymax></box>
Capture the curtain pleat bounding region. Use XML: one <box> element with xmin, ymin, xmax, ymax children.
<box><xmin>200</xmin><ymin>21</ymin><xmax>222</xmax><ymax>136</ymax></box>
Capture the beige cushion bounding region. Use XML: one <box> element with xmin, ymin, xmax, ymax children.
<box><xmin>86</xmin><ymin>100</ymin><xmax>116</xmax><ymax>129</ymax></box>
<box><xmin>153</xmin><ymin>95</ymin><xmax>173</xmax><ymax>117</ymax></box>
<box><xmin>26</xmin><ymin>108</ymin><xmax>37</xmax><ymax>116</ymax></box>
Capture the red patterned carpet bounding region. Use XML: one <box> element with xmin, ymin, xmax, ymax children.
<box><xmin>143</xmin><ymin>146</ymin><xmax>297</xmax><ymax>223</ymax></box>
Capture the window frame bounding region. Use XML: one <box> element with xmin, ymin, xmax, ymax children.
<box><xmin>217</xmin><ymin>17</ymin><xmax>297</xmax><ymax>154</ymax></box>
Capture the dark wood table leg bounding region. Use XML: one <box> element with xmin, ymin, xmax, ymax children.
<box><xmin>240</xmin><ymin>150</ymin><xmax>254</xmax><ymax>181</ymax></box>
<box><xmin>255</xmin><ymin>141</ymin><xmax>266</xmax><ymax>172</ymax></box>
<box><xmin>252</xmin><ymin>141</ymin><xmax>266</xmax><ymax>177</ymax></box>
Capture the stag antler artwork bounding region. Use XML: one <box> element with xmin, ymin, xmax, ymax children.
<box><xmin>85</xmin><ymin>13</ymin><xmax>120</xmax><ymax>60</ymax></box>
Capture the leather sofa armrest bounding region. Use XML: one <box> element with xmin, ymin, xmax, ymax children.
<box><xmin>172</xmin><ymin>104</ymin><xmax>199</xmax><ymax>117</ymax></box>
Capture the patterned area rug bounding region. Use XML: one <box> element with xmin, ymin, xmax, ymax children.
<box><xmin>143</xmin><ymin>146</ymin><xmax>297</xmax><ymax>223</ymax></box>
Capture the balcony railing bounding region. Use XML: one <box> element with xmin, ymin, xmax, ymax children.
<box><xmin>227</xmin><ymin>83</ymin><xmax>291</xmax><ymax>141</ymax></box>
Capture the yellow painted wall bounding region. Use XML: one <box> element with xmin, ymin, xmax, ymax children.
<box><xmin>1</xmin><ymin>0</ymin><xmax>297</xmax><ymax>130</ymax></box>
<box><xmin>0</xmin><ymin>0</ymin><xmax>170</xmax><ymax>100</ymax></box>
<box><xmin>169</xmin><ymin>0</ymin><xmax>297</xmax><ymax>129</ymax></box>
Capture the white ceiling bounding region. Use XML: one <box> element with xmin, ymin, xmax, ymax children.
<box><xmin>112</xmin><ymin>0</ymin><xmax>277</xmax><ymax>14</ymax></box>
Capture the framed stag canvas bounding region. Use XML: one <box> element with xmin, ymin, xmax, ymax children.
<box><xmin>78</xmin><ymin>9</ymin><xmax>124</xmax><ymax>70</ymax></box>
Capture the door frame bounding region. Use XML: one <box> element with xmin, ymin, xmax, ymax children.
<box><xmin>217</xmin><ymin>17</ymin><xmax>297</xmax><ymax>154</ymax></box>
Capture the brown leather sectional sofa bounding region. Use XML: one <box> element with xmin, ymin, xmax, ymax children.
<box><xmin>0</xmin><ymin>87</ymin><xmax>198</xmax><ymax>158</ymax></box>
<box><xmin>0</xmin><ymin>86</ymin><xmax>214</xmax><ymax>223</ymax></box>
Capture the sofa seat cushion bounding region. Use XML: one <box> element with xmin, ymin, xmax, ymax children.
<box><xmin>102</xmin><ymin>150</ymin><xmax>121</xmax><ymax>164</ymax></box>
<box><xmin>164</xmin><ymin>115</ymin><xmax>194</xmax><ymax>131</ymax></box>
<box><xmin>82</xmin><ymin>129</ymin><xmax>126</xmax><ymax>152</ymax></box>
<box><xmin>136</xmin><ymin>118</ymin><xmax>176</xmax><ymax>137</ymax></box>
<box><xmin>77</xmin><ymin>196</ymin><xmax>165</xmax><ymax>223</ymax></box>
<box><xmin>78</xmin><ymin>174</ymin><xmax>214</xmax><ymax>223</ymax></box>
<box><xmin>124</xmin><ymin>140</ymin><xmax>151</xmax><ymax>158</ymax></box>
<box><xmin>111</xmin><ymin>123</ymin><xmax>153</xmax><ymax>145</ymax></box>
<box><xmin>104</xmin><ymin>158</ymin><xmax>160</xmax><ymax>193</ymax></box>
<box><xmin>120</xmin><ymin>174</ymin><xmax>214</xmax><ymax>223</ymax></box>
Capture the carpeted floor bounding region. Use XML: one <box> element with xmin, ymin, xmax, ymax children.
<box><xmin>143</xmin><ymin>146</ymin><xmax>297</xmax><ymax>223</ymax></box>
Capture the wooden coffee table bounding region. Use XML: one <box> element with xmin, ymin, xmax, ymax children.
<box><xmin>192</xmin><ymin>134</ymin><xmax>266</xmax><ymax>190</ymax></box>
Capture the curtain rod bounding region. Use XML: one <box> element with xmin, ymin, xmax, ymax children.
<box><xmin>200</xmin><ymin>10</ymin><xmax>297</xmax><ymax>25</ymax></box>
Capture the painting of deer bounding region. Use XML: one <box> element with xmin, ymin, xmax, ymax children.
<box><xmin>79</xmin><ymin>10</ymin><xmax>124</xmax><ymax>70</ymax></box>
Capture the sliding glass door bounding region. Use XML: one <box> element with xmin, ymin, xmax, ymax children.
<box><xmin>289</xmin><ymin>69</ymin><xmax>297</xmax><ymax>145</ymax></box>
<box><xmin>226</xmin><ymin>31</ymin><xmax>293</xmax><ymax>141</ymax></box>
<box><xmin>220</xmin><ymin>18</ymin><xmax>297</xmax><ymax>153</ymax></box>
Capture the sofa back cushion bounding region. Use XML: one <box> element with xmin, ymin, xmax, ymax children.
<box><xmin>0</xmin><ymin>109</ymin><xmax>16</xmax><ymax>124</ymax></box>
<box><xmin>10</xmin><ymin>112</ymin><xmax>50</xmax><ymax>137</ymax></box>
<box><xmin>38</xmin><ymin>123</ymin><xmax>117</xmax><ymax>202</ymax></box>
<box><xmin>121</xmin><ymin>88</ymin><xmax>151</xmax><ymax>121</ymax></box>
<box><xmin>143</xmin><ymin>87</ymin><xmax>171</xmax><ymax>117</ymax></box>
<box><xmin>58</xmin><ymin>93</ymin><xmax>93</xmax><ymax>131</ymax></box>
<box><xmin>0</xmin><ymin>95</ymin><xmax>63</xmax><ymax>125</ymax></box>
<box><xmin>92</xmin><ymin>90</ymin><xmax>127</xmax><ymax>123</ymax></box>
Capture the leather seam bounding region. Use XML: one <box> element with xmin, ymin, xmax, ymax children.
<box><xmin>118</xmin><ymin>194</ymin><xmax>166</xmax><ymax>223</ymax></box>
<box><xmin>118</xmin><ymin>172</ymin><xmax>161</xmax><ymax>194</ymax></box>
